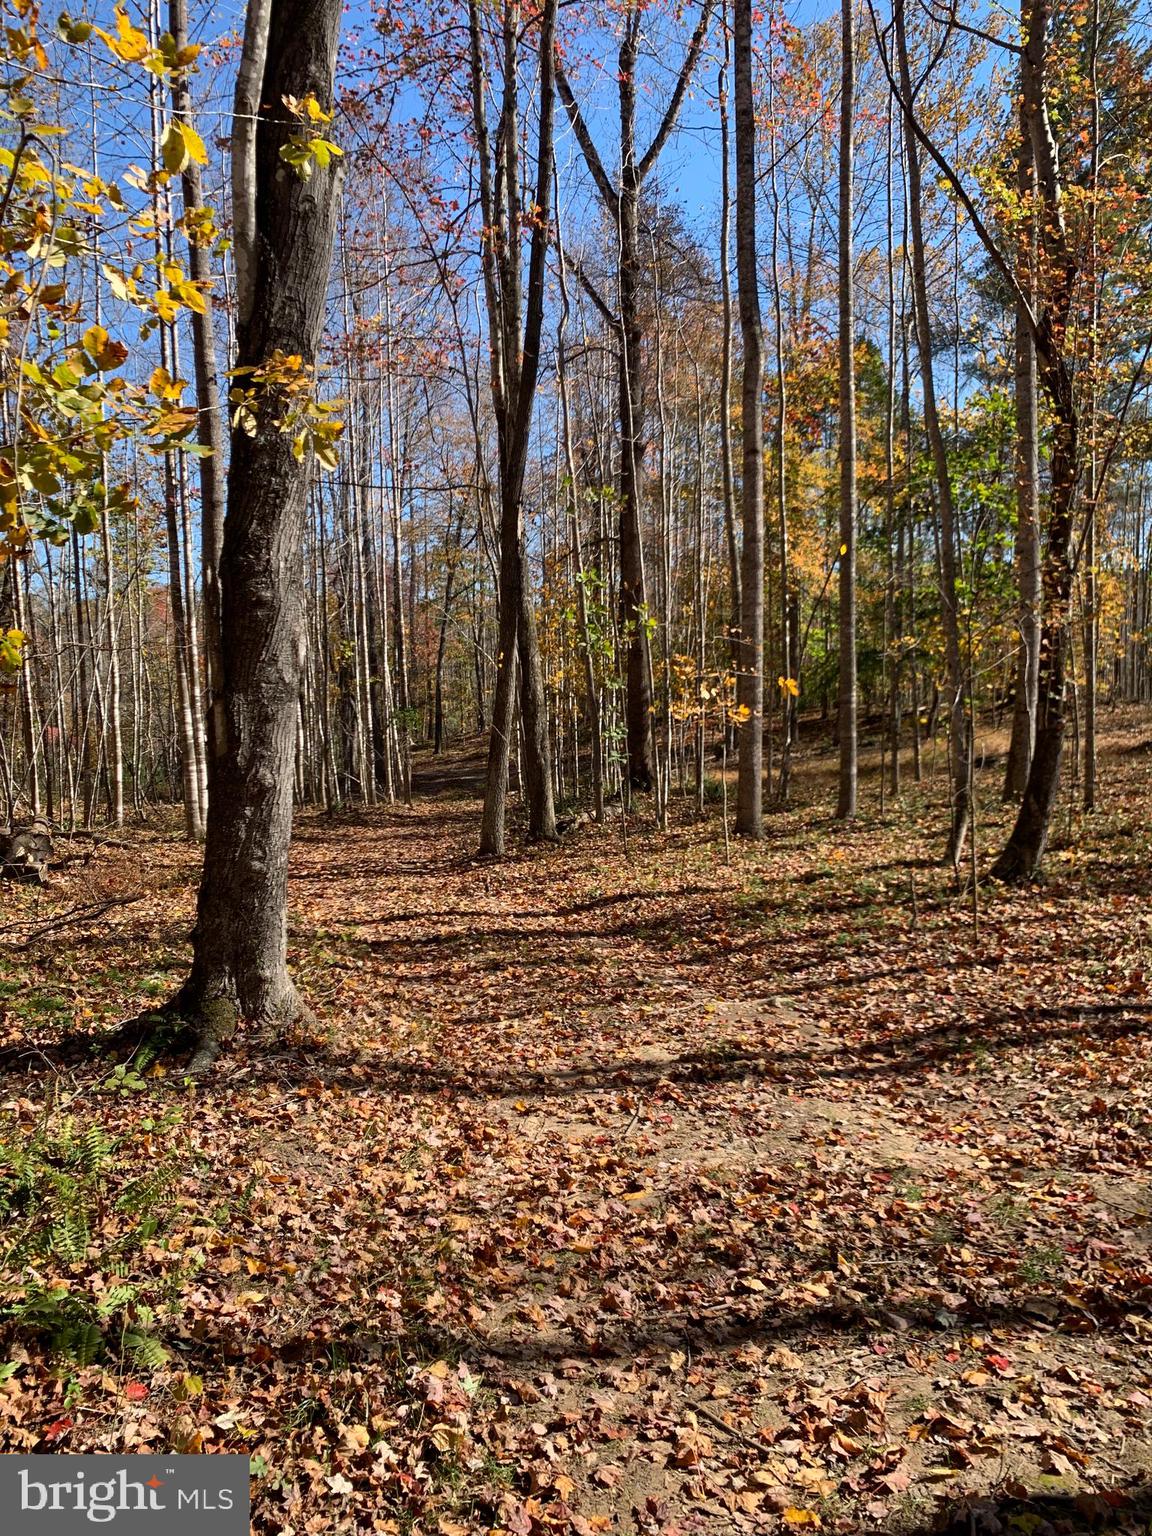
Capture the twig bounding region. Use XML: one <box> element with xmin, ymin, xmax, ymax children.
<box><xmin>692</xmin><ymin>1400</ymin><xmax>772</xmax><ymax>1453</ymax></box>
<box><xmin>56</xmin><ymin>832</ymin><xmax>135</xmax><ymax>850</ymax></box>
<box><xmin>1</xmin><ymin>893</ymin><xmax>145</xmax><ymax>941</ymax></box>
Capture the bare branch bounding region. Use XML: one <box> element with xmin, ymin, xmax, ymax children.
<box><xmin>554</xmin><ymin>58</ymin><xmax>619</xmax><ymax>211</ymax></box>
<box><xmin>637</xmin><ymin>0</ymin><xmax>716</xmax><ymax>183</ymax></box>
<box><xmin>231</xmin><ymin>0</ymin><xmax>272</xmax><ymax>332</ymax></box>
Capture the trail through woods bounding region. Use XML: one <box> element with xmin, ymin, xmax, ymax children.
<box><xmin>2</xmin><ymin>719</ymin><xmax>1152</xmax><ymax>1533</ymax></box>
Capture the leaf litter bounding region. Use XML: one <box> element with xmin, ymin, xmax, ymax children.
<box><xmin>1</xmin><ymin>719</ymin><xmax>1152</xmax><ymax>1533</ymax></box>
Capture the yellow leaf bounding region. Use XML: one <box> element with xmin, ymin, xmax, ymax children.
<box><xmin>174</xmin><ymin>280</ymin><xmax>207</xmax><ymax>315</ymax></box>
<box><xmin>160</xmin><ymin>119</ymin><xmax>208</xmax><ymax>175</ymax></box>
<box><xmin>1</xmin><ymin>628</ymin><xmax>26</xmax><ymax>675</ymax></box>
<box><xmin>783</xmin><ymin>1511</ymin><xmax>821</xmax><ymax>1529</ymax></box>
<box><xmin>149</xmin><ymin>365</ymin><xmax>184</xmax><ymax>401</ymax></box>
<box><xmin>96</xmin><ymin>6</ymin><xmax>149</xmax><ymax>61</ymax></box>
<box><xmin>83</xmin><ymin>324</ymin><xmax>129</xmax><ymax>370</ymax></box>
<box><xmin>103</xmin><ymin>264</ymin><xmax>137</xmax><ymax>303</ymax></box>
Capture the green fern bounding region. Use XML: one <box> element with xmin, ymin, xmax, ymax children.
<box><xmin>96</xmin><ymin>1284</ymin><xmax>137</xmax><ymax>1316</ymax></box>
<box><xmin>124</xmin><ymin>1332</ymin><xmax>168</xmax><ymax>1369</ymax></box>
<box><xmin>77</xmin><ymin>1125</ymin><xmax>112</xmax><ymax>1174</ymax></box>
<box><xmin>67</xmin><ymin>1321</ymin><xmax>104</xmax><ymax>1368</ymax></box>
<box><xmin>1</xmin><ymin>1104</ymin><xmax>191</xmax><ymax>1369</ymax></box>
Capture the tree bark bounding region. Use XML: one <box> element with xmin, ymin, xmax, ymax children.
<box><xmin>473</xmin><ymin>0</ymin><xmax>558</xmax><ymax>857</ymax></box>
<box><xmin>895</xmin><ymin>0</ymin><xmax>970</xmax><ymax>863</ymax></box>
<box><xmin>176</xmin><ymin>0</ymin><xmax>343</xmax><ymax>1065</ymax></box>
<box><xmin>733</xmin><ymin>0</ymin><xmax>763</xmax><ymax>839</ymax></box>
<box><xmin>1004</xmin><ymin>91</ymin><xmax>1041</xmax><ymax>801</ymax></box>
<box><xmin>716</xmin><ymin>16</ymin><xmax>742</xmax><ymax>715</ymax></box>
<box><xmin>991</xmin><ymin>0</ymin><xmax>1080</xmax><ymax>880</ymax></box>
<box><xmin>836</xmin><ymin>0</ymin><xmax>858</xmax><ymax>821</ymax></box>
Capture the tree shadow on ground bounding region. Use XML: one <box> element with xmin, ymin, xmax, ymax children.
<box><xmin>3</xmin><ymin>999</ymin><xmax>1150</xmax><ymax>1090</ymax></box>
<box><xmin>230</xmin><ymin>1000</ymin><xmax>1152</xmax><ymax>1094</ymax></box>
<box><xmin>173</xmin><ymin>1261</ymin><xmax>1152</xmax><ymax>1382</ymax></box>
<box><xmin>919</xmin><ymin>1484</ymin><xmax>1152</xmax><ymax>1534</ymax></box>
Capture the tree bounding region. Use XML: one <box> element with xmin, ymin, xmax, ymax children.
<box><xmin>836</xmin><ymin>0</ymin><xmax>858</xmax><ymax>821</ymax></box>
<box><xmin>555</xmin><ymin>0</ymin><xmax>715</xmax><ymax>793</ymax></box>
<box><xmin>1003</xmin><ymin>97</ymin><xmax>1041</xmax><ymax>802</ymax></box>
<box><xmin>894</xmin><ymin>0</ymin><xmax>971</xmax><ymax>864</ymax></box>
<box><xmin>471</xmin><ymin>0</ymin><xmax>559</xmax><ymax>858</ymax></box>
<box><xmin>176</xmin><ymin>0</ymin><xmax>344</xmax><ymax>1065</ymax></box>
<box><xmin>734</xmin><ymin>0</ymin><xmax>764</xmax><ymax>839</ymax></box>
<box><xmin>990</xmin><ymin>0</ymin><xmax>1081</xmax><ymax>879</ymax></box>
<box><xmin>168</xmin><ymin>0</ymin><xmax>227</xmax><ymax>768</ymax></box>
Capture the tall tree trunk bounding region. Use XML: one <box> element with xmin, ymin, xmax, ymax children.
<box><xmin>617</xmin><ymin>152</ymin><xmax>655</xmax><ymax>793</ymax></box>
<box><xmin>895</xmin><ymin>0</ymin><xmax>970</xmax><ymax>862</ymax></box>
<box><xmin>734</xmin><ymin>0</ymin><xmax>764</xmax><ymax>839</ymax></box>
<box><xmin>769</xmin><ymin>59</ymin><xmax>794</xmax><ymax>804</ymax></box>
<box><xmin>98</xmin><ymin>494</ymin><xmax>124</xmax><ymax>826</ymax></box>
<box><xmin>717</xmin><ymin>12</ymin><xmax>742</xmax><ymax>715</ymax></box>
<box><xmin>1004</xmin><ymin>90</ymin><xmax>1041</xmax><ymax>801</ymax></box>
<box><xmin>554</xmin><ymin>0</ymin><xmax>713</xmax><ymax>794</ymax></box>
<box><xmin>1082</xmin><ymin>0</ymin><xmax>1101</xmax><ymax>813</ymax></box>
<box><xmin>473</xmin><ymin>0</ymin><xmax>558</xmax><ymax>856</ymax></box>
<box><xmin>168</xmin><ymin>0</ymin><xmax>227</xmax><ymax>765</ymax></box>
<box><xmin>162</xmin><ymin>451</ymin><xmax>204</xmax><ymax>841</ymax></box>
<box><xmin>991</xmin><ymin>0</ymin><xmax>1080</xmax><ymax>880</ymax></box>
<box><xmin>177</xmin><ymin>0</ymin><xmax>343</xmax><ymax>1065</ymax></box>
<box><xmin>836</xmin><ymin>0</ymin><xmax>858</xmax><ymax>821</ymax></box>
<box><xmin>556</xmin><ymin>207</ymin><xmax>605</xmax><ymax>823</ymax></box>
<box><xmin>884</xmin><ymin>106</ymin><xmax>901</xmax><ymax>802</ymax></box>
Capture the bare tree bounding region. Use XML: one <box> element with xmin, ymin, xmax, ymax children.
<box><xmin>471</xmin><ymin>0</ymin><xmax>559</xmax><ymax>858</ymax></box>
<box><xmin>873</xmin><ymin>0</ymin><xmax>1082</xmax><ymax>879</ymax></box>
<box><xmin>555</xmin><ymin>0</ymin><xmax>714</xmax><ymax>793</ymax></box>
<box><xmin>1004</xmin><ymin>93</ymin><xmax>1041</xmax><ymax>802</ymax></box>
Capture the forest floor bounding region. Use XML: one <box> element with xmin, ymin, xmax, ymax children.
<box><xmin>2</xmin><ymin>712</ymin><xmax>1152</xmax><ymax>1535</ymax></box>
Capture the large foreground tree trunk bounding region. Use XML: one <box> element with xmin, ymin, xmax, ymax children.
<box><xmin>992</xmin><ymin>400</ymin><xmax>1077</xmax><ymax>879</ymax></box>
<box><xmin>176</xmin><ymin>0</ymin><xmax>342</xmax><ymax>1065</ymax></box>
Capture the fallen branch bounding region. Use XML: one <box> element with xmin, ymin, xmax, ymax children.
<box><xmin>0</xmin><ymin>892</ymin><xmax>146</xmax><ymax>942</ymax></box>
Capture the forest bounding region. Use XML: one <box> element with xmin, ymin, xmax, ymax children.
<box><xmin>1</xmin><ymin>0</ymin><xmax>1152</xmax><ymax>1528</ymax></box>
